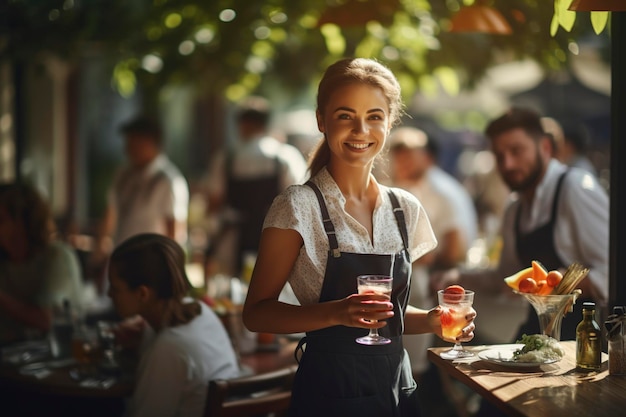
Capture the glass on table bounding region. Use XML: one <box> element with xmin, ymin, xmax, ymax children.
<box><xmin>96</xmin><ymin>320</ymin><xmax>120</xmax><ymax>369</ymax></box>
<box><xmin>437</xmin><ymin>289</ymin><xmax>475</xmax><ymax>360</ymax></box>
<box><xmin>355</xmin><ymin>275</ymin><xmax>393</xmax><ymax>346</ymax></box>
<box><xmin>71</xmin><ymin>324</ymin><xmax>101</xmax><ymax>371</ymax></box>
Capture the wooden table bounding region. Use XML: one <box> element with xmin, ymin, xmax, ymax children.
<box><xmin>239</xmin><ymin>338</ymin><xmax>298</xmax><ymax>375</ymax></box>
<box><xmin>1</xmin><ymin>337</ymin><xmax>298</xmax><ymax>398</ymax></box>
<box><xmin>428</xmin><ymin>340</ymin><xmax>626</xmax><ymax>417</ymax></box>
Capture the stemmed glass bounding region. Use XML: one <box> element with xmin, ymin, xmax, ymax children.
<box><xmin>356</xmin><ymin>275</ymin><xmax>393</xmax><ymax>345</ymax></box>
<box><xmin>96</xmin><ymin>321</ymin><xmax>119</xmax><ymax>369</ymax></box>
<box><xmin>437</xmin><ymin>289</ymin><xmax>475</xmax><ymax>359</ymax></box>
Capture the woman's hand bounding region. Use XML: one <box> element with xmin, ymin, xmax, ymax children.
<box><xmin>428</xmin><ymin>306</ymin><xmax>476</xmax><ymax>343</ymax></box>
<box><xmin>335</xmin><ymin>293</ymin><xmax>394</xmax><ymax>329</ymax></box>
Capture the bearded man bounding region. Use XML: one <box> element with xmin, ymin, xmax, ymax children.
<box><xmin>432</xmin><ymin>107</ymin><xmax>608</xmax><ymax>342</ymax></box>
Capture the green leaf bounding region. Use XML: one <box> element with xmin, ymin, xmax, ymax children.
<box><xmin>320</xmin><ymin>24</ymin><xmax>346</xmax><ymax>57</ymax></box>
<box><xmin>550</xmin><ymin>14</ymin><xmax>559</xmax><ymax>37</ymax></box>
<box><xmin>590</xmin><ymin>11</ymin><xmax>609</xmax><ymax>35</ymax></box>
<box><xmin>557</xmin><ymin>0</ymin><xmax>576</xmax><ymax>32</ymax></box>
<box><xmin>434</xmin><ymin>66</ymin><xmax>459</xmax><ymax>96</ymax></box>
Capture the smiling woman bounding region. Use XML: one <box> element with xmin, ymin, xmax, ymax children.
<box><xmin>242</xmin><ymin>58</ymin><xmax>475</xmax><ymax>417</ymax></box>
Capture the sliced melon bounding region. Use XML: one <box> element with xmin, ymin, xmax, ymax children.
<box><xmin>532</xmin><ymin>260</ymin><xmax>548</xmax><ymax>282</ymax></box>
<box><xmin>504</xmin><ymin>266</ymin><xmax>534</xmax><ymax>291</ymax></box>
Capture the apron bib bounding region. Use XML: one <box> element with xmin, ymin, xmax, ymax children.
<box><xmin>514</xmin><ymin>170</ymin><xmax>590</xmax><ymax>341</ymax></box>
<box><xmin>288</xmin><ymin>182</ymin><xmax>421</xmax><ymax>417</ymax></box>
<box><xmin>225</xmin><ymin>153</ymin><xmax>281</xmax><ymax>274</ymax></box>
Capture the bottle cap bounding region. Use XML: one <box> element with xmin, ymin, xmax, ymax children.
<box><xmin>583</xmin><ymin>301</ymin><xmax>595</xmax><ymax>309</ymax></box>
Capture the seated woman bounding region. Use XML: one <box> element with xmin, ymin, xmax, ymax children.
<box><xmin>107</xmin><ymin>233</ymin><xmax>240</xmax><ymax>417</ymax></box>
<box><xmin>0</xmin><ymin>182</ymin><xmax>83</xmax><ymax>345</ymax></box>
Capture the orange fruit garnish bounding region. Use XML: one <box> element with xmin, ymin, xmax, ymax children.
<box><xmin>546</xmin><ymin>270</ymin><xmax>563</xmax><ymax>287</ymax></box>
<box><xmin>532</xmin><ymin>260</ymin><xmax>548</xmax><ymax>282</ymax></box>
<box><xmin>518</xmin><ymin>277</ymin><xmax>539</xmax><ymax>293</ymax></box>
<box><xmin>443</xmin><ymin>285</ymin><xmax>466</xmax><ymax>303</ymax></box>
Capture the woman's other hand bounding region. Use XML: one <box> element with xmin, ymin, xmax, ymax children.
<box><xmin>428</xmin><ymin>305</ymin><xmax>476</xmax><ymax>343</ymax></box>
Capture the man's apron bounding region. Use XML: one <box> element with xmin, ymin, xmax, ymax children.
<box><xmin>288</xmin><ymin>181</ymin><xmax>421</xmax><ymax>417</ymax></box>
<box><xmin>514</xmin><ymin>170</ymin><xmax>589</xmax><ymax>341</ymax></box>
<box><xmin>225</xmin><ymin>153</ymin><xmax>281</xmax><ymax>275</ymax></box>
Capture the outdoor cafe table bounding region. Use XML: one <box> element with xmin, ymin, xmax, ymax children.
<box><xmin>428</xmin><ymin>340</ymin><xmax>625</xmax><ymax>417</ymax></box>
<box><xmin>0</xmin><ymin>337</ymin><xmax>298</xmax><ymax>398</ymax></box>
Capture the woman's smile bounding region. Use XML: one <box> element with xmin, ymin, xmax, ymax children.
<box><xmin>345</xmin><ymin>141</ymin><xmax>374</xmax><ymax>151</ymax></box>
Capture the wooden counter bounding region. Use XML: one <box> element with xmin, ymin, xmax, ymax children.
<box><xmin>428</xmin><ymin>340</ymin><xmax>625</xmax><ymax>417</ymax></box>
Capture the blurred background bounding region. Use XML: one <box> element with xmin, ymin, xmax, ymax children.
<box><xmin>0</xmin><ymin>0</ymin><xmax>615</xmax><ymax>305</ymax></box>
<box><xmin>0</xmin><ymin>0</ymin><xmax>611</xmax><ymax>238</ymax></box>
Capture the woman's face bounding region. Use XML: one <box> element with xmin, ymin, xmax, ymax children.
<box><xmin>317</xmin><ymin>83</ymin><xmax>391</xmax><ymax>169</ymax></box>
<box><xmin>107</xmin><ymin>268</ymin><xmax>142</xmax><ymax>319</ymax></box>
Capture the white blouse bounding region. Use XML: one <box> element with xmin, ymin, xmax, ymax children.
<box><xmin>263</xmin><ymin>168</ymin><xmax>437</xmax><ymax>306</ymax></box>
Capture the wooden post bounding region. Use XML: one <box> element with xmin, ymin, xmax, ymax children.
<box><xmin>609</xmin><ymin>12</ymin><xmax>626</xmax><ymax>308</ymax></box>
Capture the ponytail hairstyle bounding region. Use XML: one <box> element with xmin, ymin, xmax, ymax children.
<box><xmin>109</xmin><ymin>233</ymin><xmax>200</xmax><ymax>327</ymax></box>
<box><xmin>308</xmin><ymin>58</ymin><xmax>405</xmax><ymax>177</ymax></box>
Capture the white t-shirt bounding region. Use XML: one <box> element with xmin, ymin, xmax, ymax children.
<box><xmin>0</xmin><ymin>241</ymin><xmax>84</xmax><ymax>343</ymax></box>
<box><xmin>125</xmin><ymin>302</ymin><xmax>240</xmax><ymax>417</ymax></box>
<box><xmin>262</xmin><ymin>167</ymin><xmax>437</xmax><ymax>306</ymax></box>
<box><xmin>206</xmin><ymin>135</ymin><xmax>308</xmax><ymax>200</ymax></box>
<box><xmin>109</xmin><ymin>154</ymin><xmax>189</xmax><ymax>246</ymax></box>
<box><xmin>428</xmin><ymin>166</ymin><xmax>478</xmax><ymax>247</ymax></box>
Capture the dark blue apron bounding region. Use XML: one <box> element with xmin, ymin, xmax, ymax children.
<box><xmin>514</xmin><ymin>170</ymin><xmax>590</xmax><ymax>341</ymax></box>
<box><xmin>288</xmin><ymin>181</ymin><xmax>420</xmax><ymax>417</ymax></box>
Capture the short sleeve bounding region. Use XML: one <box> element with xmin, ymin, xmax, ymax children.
<box><xmin>263</xmin><ymin>184</ymin><xmax>312</xmax><ymax>234</ymax></box>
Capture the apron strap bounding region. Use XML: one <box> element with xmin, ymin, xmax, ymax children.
<box><xmin>388</xmin><ymin>190</ymin><xmax>410</xmax><ymax>252</ymax></box>
<box><xmin>516</xmin><ymin>169</ymin><xmax>568</xmax><ymax>235</ymax></box>
<box><xmin>306</xmin><ymin>181</ymin><xmax>411</xmax><ymax>258</ymax></box>
<box><xmin>305</xmin><ymin>181</ymin><xmax>340</xmax><ymax>258</ymax></box>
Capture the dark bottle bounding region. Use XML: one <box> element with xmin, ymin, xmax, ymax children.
<box><xmin>576</xmin><ymin>301</ymin><xmax>602</xmax><ymax>370</ymax></box>
<box><xmin>49</xmin><ymin>299</ymin><xmax>75</xmax><ymax>358</ymax></box>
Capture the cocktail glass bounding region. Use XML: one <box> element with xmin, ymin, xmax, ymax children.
<box><xmin>515</xmin><ymin>291</ymin><xmax>580</xmax><ymax>341</ymax></box>
<box><xmin>356</xmin><ymin>275</ymin><xmax>393</xmax><ymax>345</ymax></box>
<box><xmin>437</xmin><ymin>290</ymin><xmax>475</xmax><ymax>360</ymax></box>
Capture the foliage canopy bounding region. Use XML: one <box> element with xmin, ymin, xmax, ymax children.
<box><xmin>1</xmin><ymin>0</ymin><xmax>608</xmax><ymax>101</ymax></box>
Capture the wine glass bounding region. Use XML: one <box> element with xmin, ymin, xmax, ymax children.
<box><xmin>437</xmin><ymin>289</ymin><xmax>475</xmax><ymax>359</ymax></box>
<box><xmin>356</xmin><ymin>275</ymin><xmax>393</xmax><ymax>345</ymax></box>
<box><xmin>96</xmin><ymin>320</ymin><xmax>119</xmax><ymax>368</ymax></box>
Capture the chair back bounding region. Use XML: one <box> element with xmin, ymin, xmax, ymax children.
<box><xmin>204</xmin><ymin>365</ymin><xmax>297</xmax><ymax>417</ymax></box>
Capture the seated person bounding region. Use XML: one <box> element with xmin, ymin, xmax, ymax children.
<box><xmin>107</xmin><ymin>233</ymin><xmax>240</xmax><ymax>417</ymax></box>
<box><xmin>0</xmin><ymin>182</ymin><xmax>83</xmax><ymax>345</ymax></box>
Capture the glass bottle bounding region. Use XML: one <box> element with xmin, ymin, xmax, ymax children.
<box><xmin>576</xmin><ymin>301</ymin><xmax>602</xmax><ymax>370</ymax></box>
<box><xmin>49</xmin><ymin>299</ymin><xmax>75</xmax><ymax>358</ymax></box>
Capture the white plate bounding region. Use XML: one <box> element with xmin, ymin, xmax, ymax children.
<box><xmin>478</xmin><ymin>344</ymin><xmax>560</xmax><ymax>368</ymax></box>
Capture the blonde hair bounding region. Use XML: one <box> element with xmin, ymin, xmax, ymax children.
<box><xmin>308</xmin><ymin>58</ymin><xmax>404</xmax><ymax>176</ymax></box>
